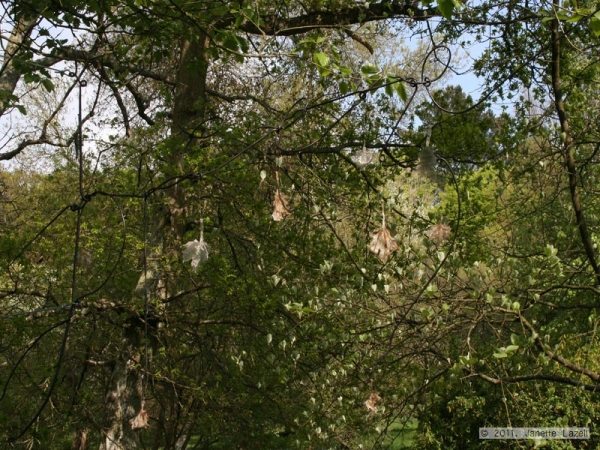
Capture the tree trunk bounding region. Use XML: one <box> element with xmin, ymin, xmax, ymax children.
<box><xmin>171</xmin><ymin>32</ymin><xmax>209</xmax><ymax>171</ymax></box>
<box><xmin>99</xmin><ymin>32</ymin><xmax>209</xmax><ymax>450</ymax></box>
<box><xmin>0</xmin><ymin>15</ymin><xmax>38</xmax><ymax>117</ymax></box>
<box><xmin>99</xmin><ymin>324</ymin><xmax>144</xmax><ymax>450</ymax></box>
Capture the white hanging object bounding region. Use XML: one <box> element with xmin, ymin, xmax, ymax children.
<box><xmin>183</xmin><ymin>219</ymin><xmax>209</xmax><ymax>271</ymax></box>
<box><xmin>352</xmin><ymin>139</ymin><xmax>375</xmax><ymax>168</ymax></box>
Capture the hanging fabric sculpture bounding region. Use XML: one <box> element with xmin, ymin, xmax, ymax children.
<box><xmin>369</xmin><ymin>204</ymin><xmax>398</xmax><ymax>263</ymax></box>
<box><xmin>182</xmin><ymin>219</ymin><xmax>210</xmax><ymax>271</ymax></box>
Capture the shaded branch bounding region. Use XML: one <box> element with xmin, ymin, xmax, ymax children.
<box><xmin>228</xmin><ymin>3</ymin><xmax>439</xmax><ymax>36</ymax></box>
<box><xmin>469</xmin><ymin>369</ymin><xmax>600</xmax><ymax>392</ymax></box>
<box><xmin>125</xmin><ymin>81</ymin><xmax>155</xmax><ymax>126</ymax></box>
<box><xmin>98</xmin><ymin>66</ymin><xmax>131</xmax><ymax>137</ymax></box>
<box><xmin>273</xmin><ymin>141</ymin><xmax>415</xmax><ymax>156</ymax></box>
<box><xmin>206</xmin><ymin>87</ymin><xmax>280</xmax><ymax>114</ymax></box>
<box><xmin>343</xmin><ymin>28</ymin><xmax>374</xmax><ymax>54</ymax></box>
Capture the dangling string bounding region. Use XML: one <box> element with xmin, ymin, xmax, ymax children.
<box><xmin>76</xmin><ymin>60</ymin><xmax>88</xmax><ymax>199</ymax></box>
<box><xmin>142</xmin><ymin>195</ymin><xmax>149</xmax><ymax>409</ymax></box>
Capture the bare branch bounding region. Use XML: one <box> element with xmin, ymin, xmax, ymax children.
<box><xmin>470</xmin><ymin>370</ymin><xmax>600</xmax><ymax>392</ymax></box>
<box><xmin>521</xmin><ymin>313</ymin><xmax>600</xmax><ymax>383</ymax></box>
<box><xmin>550</xmin><ymin>14</ymin><xmax>600</xmax><ymax>285</ymax></box>
<box><xmin>343</xmin><ymin>28</ymin><xmax>374</xmax><ymax>54</ymax></box>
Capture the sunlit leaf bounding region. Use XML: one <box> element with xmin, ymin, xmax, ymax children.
<box><xmin>313</xmin><ymin>51</ymin><xmax>330</xmax><ymax>67</ymax></box>
<box><xmin>361</xmin><ymin>63</ymin><xmax>380</xmax><ymax>74</ymax></box>
<box><xmin>437</xmin><ymin>0</ymin><xmax>458</xmax><ymax>19</ymax></box>
<box><xmin>395</xmin><ymin>80</ymin><xmax>407</xmax><ymax>102</ymax></box>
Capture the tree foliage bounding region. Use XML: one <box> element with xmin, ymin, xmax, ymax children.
<box><xmin>1</xmin><ymin>0</ymin><xmax>600</xmax><ymax>449</ymax></box>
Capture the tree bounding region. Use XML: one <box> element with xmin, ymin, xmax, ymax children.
<box><xmin>411</xmin><ymin>85</ymin><xmax>510</xmax><ymax>168</ymax></box>
<box><xmin>3</xmin><ymin>0</ymin><xmax>600</xmax><ymax>449</ymax></box>
<box><xmin>1</xmin><ymin>2</ymin><xmax>449</xmax><ymax>448</ymax></box>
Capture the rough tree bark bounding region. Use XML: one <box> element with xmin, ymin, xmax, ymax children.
<box><xmin>0</xmin><ymin>15</ymin><xmax>38</xmax><ymax>116</ymax></box>
<box><xmin>99</xmin><ymin>324</ymin><xmax>144</xmax><ymax>450</ymax></box>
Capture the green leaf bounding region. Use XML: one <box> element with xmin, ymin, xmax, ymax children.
<box><xmin>385</xmin><ymin>82</ymin><xmax>394</xmax><ymax>97</ymax></box>
<box><xmin>395</xmin><ymin>81</ymin><xmax>408</xmax><ymax>102</ymax></box>
<box><xmin>365</xmin><ymin>74</ymin><xmax>383</xmax><ymax>88</ymax></box>
<box><xmin>591</xmin><ymin>17</ymin><xmax>600</xmax><ymax>36</ymax></box>
<box><xmin>459</xmin><ymin>355</ymin><xmax>477</xmax><ymax>366</ymax></box>
<box><xmin>361</xmin><ymin>63</ymin><xmax>380</xmax><ymax>74</ymax></box>
<box><xmin>40</xmin><ymin>78</ymin><xmax>54</xmax><ymax>92</ymax></box>
<box><xmin>236</xmin><ymin>36</ymin><xmax>249</xmax><ymax>53</ymax></box>
<box><xmin>313</xmin><ymin>51</ymin><xmax>330</xmax><ymax>67</ymax></box>
<box><xmin>0</xmin><ymin>89</ymin><xmax>18</xmax><ymax>103</ymax></box>
<box><xmin>436</xmin><ymin>0</ymin><xmax>456</xmax><ymax>19</ymax></box>
<box><xmin>339</xmin><ymin>66</ymin><xmax>353</xmax><ymax>77</ymax></box>
<box><xmin>544</xmin><ymin>244</ymin><xmax>557</xmax><ymax>257</ymax></box>
<box><xmin>23</xmin><ymin>73</ymin><xmax>41</xmax><ymax>84</ymax></box>
<box><xmin>420</xmin><ymin>307</ymin><xmax>433</xmax><ymax>319</ymax></box>
<box><xmin>339</xmin><ymin>81</ymin><xmax>349</xmax><ymax>95</ymax></box>
<box><xmin>235</xmin><ymin>14</ymin><xmax>244</xmax><ymax>28</ymax></box>
<box><xmin>510</xmin><ymin>333</ymin><xmax>528</xmax><ymax>347</ymax></box>
<box><xmin>425</xmin><ymin>284</ymin><xmax>437</xmax><ymax>297</ymax></box>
